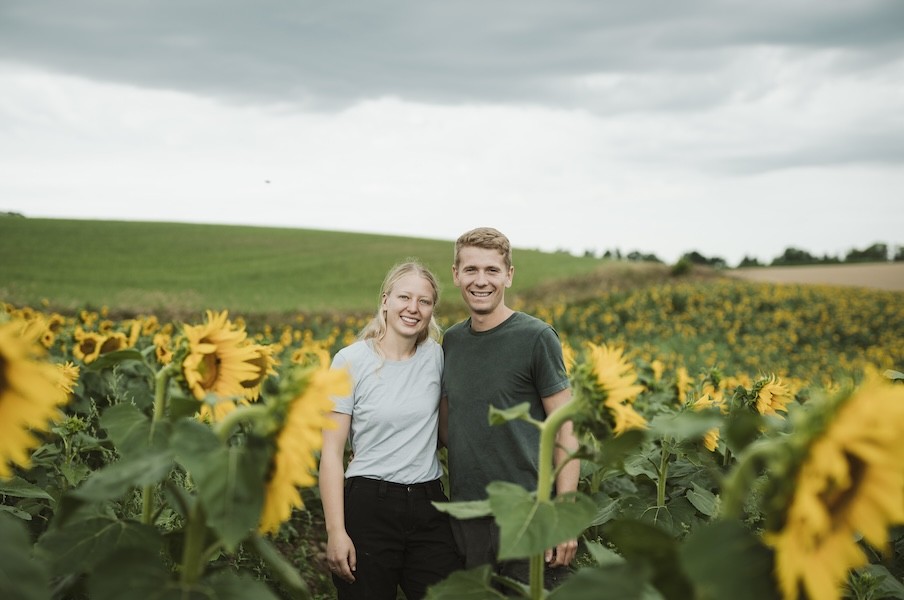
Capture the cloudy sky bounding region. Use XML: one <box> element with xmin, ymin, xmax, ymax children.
<box><xmin>2</xmin><ymin>0</ymin><xmax>902</xmax><ymax>265</ymax></box>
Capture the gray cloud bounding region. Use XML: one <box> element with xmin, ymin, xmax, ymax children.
<box><xmin>2</xmin><ymin>0</ymin><xmax>901</xmax><ymax>111</ymax></box>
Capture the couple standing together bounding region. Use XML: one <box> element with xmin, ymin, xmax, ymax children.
<box><xmin>319</xmin><ymin>227</ymin><xmax>581</xmax><ymax>599</ymax></box>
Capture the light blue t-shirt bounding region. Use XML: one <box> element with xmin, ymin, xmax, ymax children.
<box><xmin>330</xmin><ymin>338</ymin><xmax>444</xmax><ymax>484</ymax></box>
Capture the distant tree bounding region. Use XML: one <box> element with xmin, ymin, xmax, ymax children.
<box><xmin>737</xmin><ymin>256</ymin><xmax>762</xmax><ymax>268</ymax></box>
<box><xmin>626</xmin><ymin>250</ymin><xmax>663</xmax><ymax>263</ymax></box>
<box><xmin>820</xmin><ymin>253</ymin><xmax>842</xmax><ymax>264</ymax></box>
<box><xmin>844</xmin><ymin>243</ymin><xmax>888</xmax><ymax>263</ymax></box>
<box><xmin>682</xmin><ymin>251</ymin><xmax>710</xmax><ymax>266</ymax></box>
<box><xmin>895</xmin><ymin>245</ymin><xmax>904</xmax><ymax>262</ymax></box>
<box><xmin>680</xmin><ymin>250</ymin><xmax>726</xmax><ymax>269</ymax></box>
<box><xmin>583</xmin><ymin>249</ymin><xmax>597</xmax><ymax>258</ymax></box>
<box><xmin>771</xmin><ymin>247</ymin><xmax>819</xmax><ymax>266</ymax></box>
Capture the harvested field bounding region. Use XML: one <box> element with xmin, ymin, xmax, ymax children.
<box><xmin>729</xmin><ymin>262</ymin><xmax>904</xmax><ymax>291</ymax></box>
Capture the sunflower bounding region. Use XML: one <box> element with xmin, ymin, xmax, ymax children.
<box><xmin>73</xmin><ymin>329</ymin><xmax>105</xmax><ymax>364</ymax></box>
<box><xmin>0</xmin><ymin>320</ymin><xmax>72</xmax><ymax>478</ymax></box>
<box><xmin>764</xmin><ymin>371</ymin><xmax>904</xmax><ymax>600</ymax></box>
<box><xmin>180</xmin><ymin>311</ymin><xmax>260</xmax><ymax>411</ymax></box>
<box><xmin>586</xmin><ymin>343</ymin><xmax>647</xmax><ymax>436</ymax></box>
<box><xmin>240</xmin><ymin>343</ymin><xmax>279</xmax><ymax>401</ymax></box>
<box><xmin>259</xmin><ymin>366</ymin><xmax>350</xmax><ymax>534</ymax></box>
<box><xmin>98</xmin><ymin>331</ymin><xmax>129</xmax><ymax>355</ymax></box>
<box><xmin>753</xmin><ymin>374</ymin><xmax>792</xmax><ymax>418</ymax></box>
<box><xmin>690</xmin><ymin>386</ymin><xmax>726</xmax><ymax>452</ymax></box>
<box><xmin>675</xmin><ymin>366</ymin><xmax>691</xmax><ymax>404</ymax></box>
<box><xmin>153</xmin><ymin>333</ymin><xmax>173</xmax><ymax>365</ymax></box>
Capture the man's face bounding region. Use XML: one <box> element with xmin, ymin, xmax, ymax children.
<box><xmin>452</xmin><ymin>246</ymin><xmax>513</xmax><ymax>316</ymax></box>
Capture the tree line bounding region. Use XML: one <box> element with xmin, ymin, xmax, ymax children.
<box><xmin>583</xmin><ymin>242</ymin><xmax>904</xmax><ymax>270</ymax></box>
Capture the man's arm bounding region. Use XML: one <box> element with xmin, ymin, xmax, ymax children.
<box><xmin>541</xmin><ymin>387</ymin><xmax>581</xmax><ymax>567</ymax></box>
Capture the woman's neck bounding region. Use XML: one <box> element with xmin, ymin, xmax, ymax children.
<box><xmin>376</xmin><ymin>334</ymin><xmax>417</xmax><ymax>361</ymax></box>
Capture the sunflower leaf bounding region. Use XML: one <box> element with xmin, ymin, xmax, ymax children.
<box><xmin>85</xmin><ymin>349</ymin><xmax>147</xmax><ymax>372</ymax></box>
<box><xmin>0</xmin><ymin>513</ymin><xmax>51</xmax><ymax>600</ymax></box>
<box><xmin>431</xmin><ymin>499</ymin><xmax>492</xmax><ymax>520</ymax></box>
<box><xmin>424</xmin><ymin>565</ymin><xmax>505</xmax><ymax>600</ymax></box>
<box><xmin>0</xmin><ymin>476</ymin><xmax>54</xmax><ymax>500</ymax></box>
<box><xmin>488</xmin><ymin>482</ymin><xmax>597</xmax><ymax>560</ymax></box>
<box><xmin>678</xmin><ymin>519</ymin><xmax>778</xmax><ymax>600</ymax></box>
<box><xmin>602</xmin><ymin>519</ymin><xmax>695</xmax><ymax>600</ymax></box>
<box><xmin>35</xmin><ymin>516</ymin><xmax>162</xmax><ymax>579</ymax></box>
<box><xmin>171</xmin><ymin>420</ymin><xmax>269</xmax><ymax>551</ymax></box>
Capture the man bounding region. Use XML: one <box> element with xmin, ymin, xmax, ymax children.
<box><xmin>440</xmin><ymin>227</ymin><xmax>580</xmax><ymax>588</ymax></box>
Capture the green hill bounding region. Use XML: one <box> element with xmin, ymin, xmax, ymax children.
<box><xmin>0</xmin><ymin>216</ymin><xmax>629</xmax><ymax>319</ymax></box>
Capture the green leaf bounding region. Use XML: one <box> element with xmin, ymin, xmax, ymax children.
<box><xmin>548</xmin><ymin>563</ymin><xmax>653</xmax><ymax>600</ymax></box>
<box><xmin>172</xmin><ymin>420</ymin><xmax>269</xmax><ymax>551</ymax></box>
<box><xmin>86</xmin><ymin>349</ymin><xmax>147</xmax><ymax>371</ymax></box>
<box><xmin>0</xmin><ymin>476</ymin><xmax>54</xmax><ymax>500</ymax></box>
<box><xmin>71</xmin><ymin>450</ymin><xmax>174</xmax><ymax>503</ymax></box>
<box><xmin>247</xmin><ymin>534</ymin><xmax>310</xmax><ymax>600</ymax></box>
<box><xmin>603</xmin><ymin>519</ymin><xmax>695</xmax><ymax>600</ymax></box>
<box><xmin>0</xmin><ymin>504</ymin><xmax>33</xmax><ymax>520</ymax></box>
<box><xmin>206</xmin><ymin>570</ymin><xmax>282</xmax><ymax>600</ymax></box>
<box><xmin>678</xmin><ymin>520</ymin><xmax>779</xmax><ymax>600</ymax></box>
<box><xmin>488</xmin><ymin>482</ymin><xmax>597</xmax><ymax>560</ymax></box>
<box><xmin>0</xmin><ymin>513</ymin><xmax>51</xmax><ymax>600</ymax></box>
<box><xmin>432</xmin><ymin>499</ymin><xmax>493</xmax><ymax>520</ymax></box>
<box><xmin>488</xmin><ymin>402</ymin><xmax>539</xmax><ymax>427</ymax></box>
<box><xmin>723</xmin><ymin>410</ymin><xmax>763</xmax><ymax>455</ymax></box>
<box><xmin>589</xmin><ymin>496</ymin><xmax>620</xmax><ymax>527</ymax></box>
<box><xmin>685</xmin><ymin>483</ymin><xmax>719</xmax><ymax>518</ymax></box>
<box><xmin>86</xmin><ymin>546</ymin><xmax>181</xmax><ymax>600</ymax></box>
<box><xmin>648</xmin><ymin>411</ymin><xmax>723</xmax><ymax>441</ymax></box>
<box><xmin>582</xmin><ymin>539</ymin><xmax>626</xmax><ymax>566</ymax></box>
<box><xmin>36</xmin><ymin>516</ymin><xmax>162</xmax><ymax>578</ymax></box>
<box><xmin>424</xmin><ymin>565</ymin><xmax>505</xmax><ymax>599</ymax></box>
<box><xmin>100</xmin><ymin>403</ymin><xmax>148</xmax><ymax>449</ymax></box>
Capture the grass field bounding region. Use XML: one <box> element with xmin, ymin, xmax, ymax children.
<box><xmin>0</xmin><ymin>216</ymin><xmax>611</xmax><ymax>318</ymax></box>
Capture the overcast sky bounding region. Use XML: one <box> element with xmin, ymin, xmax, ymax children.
<box><xmin>2</xmin><ymin>0</ymin><xmax>902</xmax><ymax>265</ymax></box>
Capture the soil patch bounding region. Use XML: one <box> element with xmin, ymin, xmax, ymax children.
<box><xmin>729</xmin><ymin>263</ymin><xmax>904</xmax><ymax>291</ymax></box>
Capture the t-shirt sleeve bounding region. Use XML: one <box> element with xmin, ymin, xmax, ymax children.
<box><xmin>533</xmin><ymin>326</ymin><xmax>569</xmax><ymax>398</ymax></box>
<box><xmin>329</xmin><ymin>350</ymin><xmax>354</xmax><ymax>414</ymax></box>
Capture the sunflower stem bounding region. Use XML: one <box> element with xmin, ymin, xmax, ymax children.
<box><xmin>530</xmin><ymin>395</ymin><xmax>582</xmax><ymax>600</ymax></box>
<box><xmin>180</xmin><ymin>503</ymin><xmax>208</xmax><ymax>586</ymax></box>
<box><xmin>213</xmin><ymin>403</ymin><xmax>271</xmax><ymax>441</ymax></box>
<box><xmin>657</xmin><ymin>439</ymin><xmax>670</xmax><ymax>507</ymax></box>
<box><xmin>142</xmin><ymin>364</ymin><xmax>174</xmax><ymax>525</ymax></box>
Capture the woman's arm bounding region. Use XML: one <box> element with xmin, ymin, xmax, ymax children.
<box><xmin>318</xmin><ymin>411</ymin><xmax>356</xmax><ymax>583</ymax></box>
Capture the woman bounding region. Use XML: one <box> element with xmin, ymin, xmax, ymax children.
<box><xmin>319</xmin><ymin>260</ymin><xmax>462</xmax><ymax>600</ymax></box>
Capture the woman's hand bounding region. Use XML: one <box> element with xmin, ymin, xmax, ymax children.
<box><xmin>326</xmin><ymin>529</ymin><xmax>357</xmax><ymax>583</ymax></box>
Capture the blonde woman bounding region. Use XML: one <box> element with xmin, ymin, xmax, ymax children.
<box><xmin>319</xmin><ymin>260</ymin><xmax>461</xmax><ymax>600</ymax></box>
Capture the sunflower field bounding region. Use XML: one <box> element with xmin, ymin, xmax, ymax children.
<box><xmin>2</xmin><ymin>277</ymin><xmax>903</xmax><ymax>600</ymax></box>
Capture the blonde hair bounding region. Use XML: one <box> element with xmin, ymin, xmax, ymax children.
<box><xmin>454</xmin><ymin>227</ymin><xmax>512</xmax><ymax>269</ymax></box>
<box><xmin>358</xmin><ymin>259</ymin><xmax>442</xmax><ymax>345</ymax></box>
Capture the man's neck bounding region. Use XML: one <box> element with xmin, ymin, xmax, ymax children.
<box><xmin>469</xmin><ymin>306</ymin><xmax>514</xmax><ymax>332</ymax></box>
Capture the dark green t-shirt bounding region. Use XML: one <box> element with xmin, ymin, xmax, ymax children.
<box><xmin>442</xmin><ymin>311</ymin><xmax>569</xmax><ymax>502</ymax></box>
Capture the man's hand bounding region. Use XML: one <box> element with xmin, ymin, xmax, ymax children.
<box><xmin>545</xmin><ymin>537</ymin><xmax>578</xmax><ymax>567</ymax></box>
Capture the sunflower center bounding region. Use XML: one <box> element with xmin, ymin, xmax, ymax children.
<box><xmin>819</xmin><ymin>451</ymin><xmax>866</xmax><ymax>518</ymax></box>
<box><xmin>198</xmin><ymin>353</ymin><xmax>221</xmax><ymax>390</ymax></box>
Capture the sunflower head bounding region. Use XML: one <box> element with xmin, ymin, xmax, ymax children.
<box><xmin>174</xmin><ymin>311</ymin><xmax>261</xmax><ymax>414</ymax></box>
<box><xmin>1</xmin><ymin>320</ymin><xmax>74</xmax><ymax>478</ymax></box>
<box><xmin>240</xmin><ymin>343</ymin><xmax>279</xmax><ymax>401</ymax></box>
<box><xmin>258</xmin><ymin>363</ymin><xmax>350</xmax><ymax>535</ymax></box>
<box><xmin>755</xmin><ymin>370</ymin><xmax>904</xmax><ymax>600</ymax></box>
<box><xmin>749</xmin><ymin>374</ymin><xmax>793</xmax><ymax>418</ymax></box>
<box><xmin>569</xmin><ymin>342</ymin><xmax>647</xmax><ymax>438</ymax></box>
